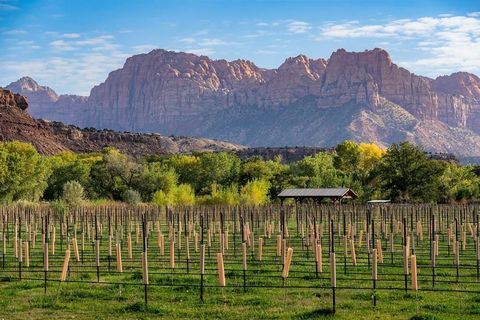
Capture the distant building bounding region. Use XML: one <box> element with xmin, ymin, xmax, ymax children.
<box><xmin>278</xmin><ymin>188</ymin><xmax>357</xmax><ymax>204</ymax></box>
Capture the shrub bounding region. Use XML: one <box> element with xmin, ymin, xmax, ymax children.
<box><xmin>241</xmin><ymin>179</ymin><xmax>270</xmax><ymax>205</ymax></box>
<box><xmin>62</xmin><ymin>180</ymin><xmax>84</xmax><ymax>207</ymax></box>
<box><xmin>123</xmin><ymin>189</ymin><xmax>142</xmax><ymax>205</ymax></box>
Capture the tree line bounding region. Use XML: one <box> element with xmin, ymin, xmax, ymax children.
<box><xmin>0</xmin><ymin>140</ymin><xmax>478</xmax><ymax>206</ymax></box>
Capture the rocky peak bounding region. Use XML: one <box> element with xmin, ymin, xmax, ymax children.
<box><xmin>433</xmin><ymin>72</ymin><xmax>480</xmax><ymax>100</ymax></box>
<box><xmin>277</xmin><ymin>55</ymin><xmax>326</xmax><ymax>80</ymax></box>
<box><xmin>6</xmin><ymin>76</ymin><xmax>59</xmax><ymax>102</ymax></box>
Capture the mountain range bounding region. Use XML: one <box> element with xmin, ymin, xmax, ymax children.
<box><xmin>4</xmin><ymin>48</ymin><xmax>480</xmax><ymax>156</ymax></box>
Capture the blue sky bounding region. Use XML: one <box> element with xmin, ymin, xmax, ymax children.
<box><xmin>0</xmin><ymin>0</ymin><xmax>479</xmax><ymax>95</ymax></box>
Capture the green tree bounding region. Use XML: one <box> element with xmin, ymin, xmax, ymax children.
<box><xmin>131</xmin><ymin>162</ymin><xmax>177</xmax><ymax>201</ymax></box>
<box><xmin>44</xmin><ymin>151</ymin><xmax>97</xmax><ymax>200</ymax></box>
<box><xmin>0</xmin><ymin>141</ymin><xmax>51</xmax><ymax>202</ymax></box>
<box><xmin>374</xmin><ymin>142</ymin><xmax>444</xmax><ymax>202</ymax></box>
<box><xmin>290</xmin><ymin>153</ymin><xmax>344</xmax><ymax>188</ymax></box>
<box><xmin>170</xmin><ymin>152</ymin><xmax>240</xmax><ymax>193</ymax></box>
<box><xmin>334</xmin><ymin>140</ymin><xmax>361</xmax><ymax>173</ymax></box>
<box><xmin>240</xmin><ymin>156</ymin><xmax>292</xmax><ymax>198</ymax></box>
<box><xmin>89</xmin><ymin>148</ymin><xmax>141</xmax><ymax>200</ymax></box>
<box><xmin>438</xmin><ymin>164</ymin><xmax>480</xmax><ymax>203</ymax></box>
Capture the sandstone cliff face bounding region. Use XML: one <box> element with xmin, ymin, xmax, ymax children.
<box><xmin>432</xmin><ymin>73</ymin><xmax>480</xmax><ymax>132</ymax></box>
<box><xmin>5</xmin><ymin>48</ymin><xmax>480</xmax><ymax>156</ymax></box>
<box><xmin>0</xmin><ymin>88</ymin><xmax>244</xmax><ymax>157</ymax></box>
<box><xmin>85</xmin><ymin>48</ymin><xmax>480</xmax><ymax>135</ymax></box>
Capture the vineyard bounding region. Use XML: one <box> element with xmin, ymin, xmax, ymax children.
<box><xmin>1</xmin><ymin>203</ymin><xmax>480</xmax><ymax>319</ymax></box>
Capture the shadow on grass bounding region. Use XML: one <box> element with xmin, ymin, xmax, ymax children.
<box><xmin>296</xmin><ymin>308</ymin><xmax>335</xmax><ymax>319</ymax></box>
<box><xmin>410</xmin><ymin>314</ymin><xmax>438</xmax><ymax>320</ymax></box>
<box><xmin>123</xmin><ymin>301</ymin><xmax>166</xmax><ymax>314</ymax></box>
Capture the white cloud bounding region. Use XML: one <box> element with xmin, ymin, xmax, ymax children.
<box><xmin>1</xmin><ymin>34</ymin><xmax>159</xmax><ymax>95</ymax></box>
<box><xmin>319</xmin><ymin>14</ymin><xmax>480</xmax><ymax>75</ymax></box>
<box><xmin>198</xmin><ymin>38</ymin><xmax>227</xmax><ymax>46</ymax></box>
<box><xmin>49</xmin><ymin>35</ymin><xmax>119</xmax><ymax>52</ymax></box>
<box><xmin>256</xmin><ymin>49</ymin><xmax>277</xmax><ymax>55</ymax></box>
<box><xmin>287</xmin><ymin>21</ymin><xmax>311</xmax><ymax>34</ymax></box>
<box><xmin>62</xmin><ymin>33</ymin><xmax>81</xmax><ymax>39</ymax></box>
<box><xmin>184</xmin><ymin>48</ymin><xmax>214</xmax><ymax>56</ymax></box>
<box><xmin>179</xmin><ymin>37</ymin><xmax>196</xmax><ymax>44</ymax></box>
<box><xmin>3</xmin><ymin>29</ymin><xmax>27</xmax><ymax>35</ymax></box>
<box><xmin>193</xmin><ymin>30</ymin><xmax>208</xmax><ymax>36</ymax></box>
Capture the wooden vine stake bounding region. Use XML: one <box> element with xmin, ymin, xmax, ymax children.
<box><xmin>170</xmin><ymin>240</ymin><xmax>175</xmax><ymax>270</ymax></box>
<box><xmin>141</xmin><ymin>252</ymin><xmax>149</xmax><ymax>285</ymax></box>
<box><xmin>217</xmin><ymin>252</ymin><xmax>226</xmax><ymax>302</ymax></box>
<box><xmin>127</xmin><ymin>234</ymin><xmax>133</xmax><ymax>259</ymax></box>
<box><xmin>258</xmin><ymin>237</ymin><xmax>263</xmax><ymax>261</ymax></box>
<box><xmin>316</xmin><ymin>244</ymin><xmax>323</xmax><ymax>273</ymax></box>
<box><xmin>23</xmin><ymin>242</ymin><xmax>29</xmax><ymax>268</ymax></box>
<box><xmin>72</xmin><ymin>238</ymin><xmax>80</xmax><ymax>262</ymax></box>
<box><xmin>411</xmin><ymin>254</ymin><xmax>418</xmax><ymax>291</ymax></box>
<box><xmin>60</xmin><ymin>249</ymin><xmax>71</xmax><ymax>282</ymax></box>
<box><xmin>116</xmin><ymin>243</ymin><xmax>123</xmax><ymax>273</ymax></box>
<box><xmin>282</xmin><ymin>247</ymin><xmax>293</xmax><ymax>279</ymax></box>
<box><xmin>350</xmin><ymin>239</ymin><xmax>357</xmax><ymax>266</ymax></box>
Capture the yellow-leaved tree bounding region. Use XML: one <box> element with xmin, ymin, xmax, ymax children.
<box><xmin>358</xmin><ymin>143</ymin><xmax>385</xmax><ymax>173</ymax></box>
<box><xmin>240</xmin><ymin>179</ymin><xmax>270</xmax><ymax>206</ymax></box>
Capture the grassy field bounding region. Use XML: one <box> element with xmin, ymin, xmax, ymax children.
<box><xmin>1</xmin><ymin>204</ymin><xmax>480</xmax><ymax>319</ymax></box>
<box><xmin>1</xmin><ymin>275</ymin><xmax>479</xmax><ymax>320</ymax></box>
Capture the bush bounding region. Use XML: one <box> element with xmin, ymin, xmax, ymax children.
<box><xmin>62</xmin><ymin>180</ymin><xmax>84</xmax><ymax>207</ymax></box>
<box><xmin>123</xmin><ymin>189</ymin><xmax>142</xmax><ymax>205</ymax></box>
<box><xmin>241</xmin><ymin>179</ymin><xmax>270</xmax><ymax>205</ymax></box>
<box><xmin>152</xmin><ymin>184</ymin><xmax>195</xmax><ymax>206</ymax></box>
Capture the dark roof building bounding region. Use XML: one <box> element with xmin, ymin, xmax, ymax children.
<box><xmin>278</xmin><ymin>188</ymin><xmax>357</xmax><ymax>203</ymax></box>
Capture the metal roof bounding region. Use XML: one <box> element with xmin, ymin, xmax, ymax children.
<box><xmin>367</xmin><ymin>200</ymin><xmax>391</xmax><ymax>203</ymax></box>
<box><xmin>278</xmin><ymin>188</ymin><xmax>357</xmax><ymax>199</ymax></box>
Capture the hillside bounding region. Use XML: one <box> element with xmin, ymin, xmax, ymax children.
<box><xmin>0</xmin><ymin>88</ymin><xmax>244</xmax><ymax>156</ymax></box>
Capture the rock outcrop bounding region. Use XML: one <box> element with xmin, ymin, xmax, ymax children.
<box><xmin>0</xmin><ymin>88</ymin><xmax>244</xmax><ymax>156</ymax></box>
<box><xmin>5</xmin><ymin>48</ymin><xmax>480</xmax><ymax>156</ymax></box>
<box><xmin>5</xmin><ymin>77</ymin><xmax>89</xmax><ymax>125</ymax></box>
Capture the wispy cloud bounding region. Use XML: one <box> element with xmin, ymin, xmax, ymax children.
<box><xmin>131</xmin><ymin>44</ymin><xmax>157</xmax><ymax>53</ymax></box>
<box><xmin>193</xmin><ymin>30</ymin><xmax>208</xmax><ymax>36</ymax></box>
<box><xmin>319</xmin><ymin>14</ymin><xmax>480</xmax><ymax>74</ymax></box>
<box><xmin>49</xmin><ymin>35</ymin><xmax>119</xmax><ymax>52</ymax></box>
<box><xmin>287</xmin><ymin>21</ymin><xmax>311</xmax><ymax>34</ymax></box>
<box><xmin>184</xmin><ymin>48</ymin><xmax>215</xmax><ymax>56</ymax></box>
<box><xmin>197</xmin><ymin>38</ymin><xmax>227</xmax><ymax>46</ymax></box>
<box><xmin>61</xmin><ymin>33</ymin><xmax>81</xmax><ymax>39</ymax></box>
<box><xmin>3</xmin><ymin>29</ymin><xmax>27</xmax><ymax>35</ymax></box>
<box><xmin>0</xmin><ymin>3</ymin><xmax>18</xmax><ymax>11</ymax></box>
<box><xmin>1</xmin><ymin>33</ymin><xmax>160</xmax><ymax>95</ymax></box>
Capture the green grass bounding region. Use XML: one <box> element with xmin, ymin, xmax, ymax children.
<box><xmin>0</xmin><ymin>214</ymin><xmax>479</xmax><ymax>319</ymax></box>
<box><xmin>0</xmin><ymin>270</ymin><xmax>477</xmax><ymax>319</ymax></box>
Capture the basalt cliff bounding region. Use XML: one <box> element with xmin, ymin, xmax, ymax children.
<box><xmin>5</xmin><ymin>48</ymin><xmax>480</xmax><ymax>156</ymax></box>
